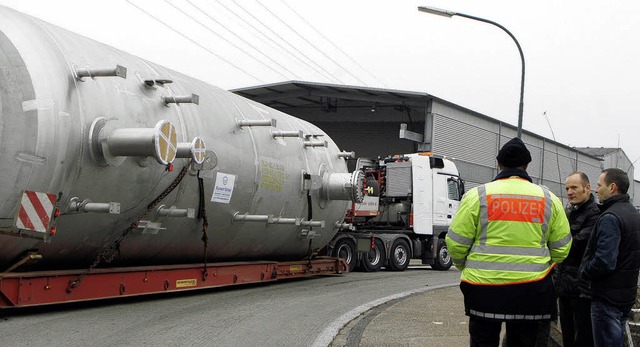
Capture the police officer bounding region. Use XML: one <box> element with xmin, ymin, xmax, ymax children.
<box><xmin>446</xmin><ymin>137</ymin><xmax>571</xmax><ymax>347</ymax></box>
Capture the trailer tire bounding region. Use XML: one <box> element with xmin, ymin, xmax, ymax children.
<box><xmin>431</xmin><ymin>239</ymin><xmax>452</xmax><ymax>271</ymax></box>
<box><xmin>360</xmin><ymin>238</ymin><xmax>385</xmax><ymax>272</ymax></box>
<box><xmin>333</xmin><ymin>238</ymin><xmax>357</xmax><ymax>272</ymax></box>
<box><xmin>388</xmin><ymin>239</ymin><xmax>411</xmax><ymax>271</ymax></box>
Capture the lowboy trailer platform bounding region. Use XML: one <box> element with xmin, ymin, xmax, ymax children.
<box><xmin>0</xmin><ymin>258</ymin><xmax>347</xmax><ymax>308</ymax></box>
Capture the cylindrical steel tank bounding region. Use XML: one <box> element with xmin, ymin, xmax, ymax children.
<box><xmin>0</xmin><ymin>6</ymin><xmax>361</xmax><ymax>271</ymax></box>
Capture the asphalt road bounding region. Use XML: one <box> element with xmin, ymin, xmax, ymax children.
<box><xmin>0</xmin><ymin>264</ymin><xmax>460</xmax><ymax>346</ymax></box>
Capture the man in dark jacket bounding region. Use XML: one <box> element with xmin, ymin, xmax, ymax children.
<box><xmin>580</xmin><ymin>168</ymin><xmax>640</xmax><ymax>347</ymax></box>
<box><xmin>557</xmin><ymin>172</ymin><xmax>600</xmax><ymax>347</ymax></box>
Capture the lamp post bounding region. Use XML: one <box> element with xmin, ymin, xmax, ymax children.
<box><xmin>418</xmin><ymin>6</ymin><xmax>525</xmax><ymax>138</ymax></box>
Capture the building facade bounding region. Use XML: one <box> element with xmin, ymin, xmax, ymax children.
<box><xmin>234</xmin><ymin>81</ymin><xmax>633</xmax><ymax>204</ymax></box>
<box><xmin>575</xmin><ymin>147</ymin><xmax>638</xmax><ymax>207</ymax></box>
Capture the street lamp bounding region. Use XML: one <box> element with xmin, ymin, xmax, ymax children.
<box><xmin>418</xmin><ymin>6</ymin><xmax>526</xmax><ymax>138</ymax></box>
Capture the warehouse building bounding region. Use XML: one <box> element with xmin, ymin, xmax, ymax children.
<box><xmin>233</xmin><ymin>81</ymin><xmax>637</xmax><ymax>206</ymax></box>
<box><xmin>576</xmin><ymin>147</ymin><xmax>639</xmax><ymax>209</ymax></box>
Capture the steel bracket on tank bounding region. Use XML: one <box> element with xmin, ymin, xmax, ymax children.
<box><xmin>189</xmin><ymin>150</ymin><xmax>218</xmax><ymax>174</ymax></box>
<box><xmin>236</xmin><ymin>118</ymin><xmax>276</xmax><ymax>128</ymax></box>
<box><xmin>156</xmin><ymin>205</ymin><xmax>195</xmax><ymax>218</ymax></box>
<box><xmin>298</xmin><ymin>229</ymin><xmax>319</xmax><ymax>239</ymax></box>
<box><xmin>303</xmin><ymin>135</ymin><xmax>328</xmax><ymax>148</ymax></box>
<box><xmin>68</xmin><ymin>197</ymin><xmax>120</xmax><ymax>214</ymax></box>
<box><xmin>303</xmin><ymin>140</ymin><xmax>327</xmax><ymax>148</ymax></box>
<box><xmin>75</xmin><ymin>65</ymin><xmax>127</xmax><ymax>81</ymax></box>
<box><xmin>163</xmin><ymin>94</ymin><xmax>199</xmax><ymax>106</ymax></box>
<box><xmin>88</xmin><ymin>117</ymin><xmax>178</xmax><ymax>166</ymax></box>
<box><xmin>270</xmin><ymin>130</ymin><xmax>303</xmax><ymax>138</ymax></box>
<box><xmin>337</xmin><ymin>151</ymin><xmax>356</xmax><ymax>159</ymax></box>
<box><xmin>143</xmin><ymin>79</ymin><xmax>173</xmax><ymax>88</ymax></box>
<box><xmin>301</xmin><ymin>171</ymin><xmax>323</xmax><ymax>192</ymax></box>
<box><xmin>335</xmin><ymin>221</ymin><xmax>356</xmax><ymax>231</ymax></box>
<box><xmin>232</xmin><ymin>212</ymin><xmax>325</xmax><ymax>228</ymax></box>
<box><xmin>136</xmin><ymin>220</ymin><xmax>166</xmax><ymax>234</ymax></box>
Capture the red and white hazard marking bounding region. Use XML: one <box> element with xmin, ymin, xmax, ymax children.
<box><xmin>16</xmin><ymin>191</ymin><xmax>57</xmax><ymax>233</ymax></box>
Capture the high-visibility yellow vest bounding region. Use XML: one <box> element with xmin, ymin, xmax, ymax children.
<box><xmin>446</xmin><ymin>177</ymin><xmax>571</xmax><ymax>285</ymax></box>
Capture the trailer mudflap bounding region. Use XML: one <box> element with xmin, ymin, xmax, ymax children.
<box><xmin>356</xmin><ymin>237</ymin><xmax>372</xmax><ymax>253</ymax></box>
<box><xmin>0</xmin><ymin>258</ymin><xmax>347</xmax><ymax>308</ymax></box>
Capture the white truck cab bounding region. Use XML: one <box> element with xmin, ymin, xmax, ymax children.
<box><xmin>330</xmin><ymin>153</ymin><xmax>465</xmax><ymax>272</ymax></box>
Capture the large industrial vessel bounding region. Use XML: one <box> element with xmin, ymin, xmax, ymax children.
<box><xmin>0</xmin><ymin>6</ymin><xmax>361</xmax><ymax>306</ymax></box>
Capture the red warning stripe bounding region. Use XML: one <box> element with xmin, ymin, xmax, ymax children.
<box><xmin>26</xmin><ymin>191</ymin><xmax>51</xmax><ymax>229</ymax></box>
<box><xmin>16</xmin><ymin>191</ymin><xmax>56</xmax><ymax>233</ymax></box>
<box><xmin>18</xmin><ymin>203</ymin><xmax>35</xmax><ymax>230</ymax></box>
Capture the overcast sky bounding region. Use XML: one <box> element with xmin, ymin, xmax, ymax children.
<box><xmin>1</xmin><ymin>0</ymin><xmax>639</xmax><ymax>179</ymax></box>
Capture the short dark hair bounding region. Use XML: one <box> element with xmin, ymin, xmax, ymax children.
<box><xmin>602</xmin><ymin>168</ymin><xmax>630</xmax><ymax>194</ymax></box>
<box><xmin>569</xmin><ymin>172</ymin><xmax>590</xmax><ymax>186</ymax></box>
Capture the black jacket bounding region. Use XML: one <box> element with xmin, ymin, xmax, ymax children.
<box><xmin>580</xmin><ymin>194</ymin><xmax>640</xmax><ymax>307</ymax></box>
<box><xmin>555</xmin><ymin>194</ymin><xmax>600</xmax><ymax>297</ymax></box>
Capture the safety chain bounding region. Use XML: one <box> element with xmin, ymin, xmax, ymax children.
<box><xmin>197</xmin><ymin>170</ymin><xmax>209</xmax><ymax>281</ymax></box>
<box><xmin>67</xmin><ymin>162</ymin><xmax>191</xmax><ymax>293</ymax></box>
<box><xmin>305</xmin><ymin>183</ymin><xmax>314</xmax><ymax>269</ymax></box>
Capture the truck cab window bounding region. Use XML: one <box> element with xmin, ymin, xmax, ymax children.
<box><xmin>448</xmin><ymin>178</ymin><xmax>461</xmax><ymax>201</ymax></box>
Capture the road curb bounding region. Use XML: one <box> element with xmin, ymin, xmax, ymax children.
<box><xmin>326</xmin><ymin>283</ymin><xmax>458</xmax><ymax>347</ymax></box>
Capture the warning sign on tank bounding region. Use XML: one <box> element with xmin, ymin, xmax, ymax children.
<box><xmin>260</xmin><ymin>160</ymin><xmax>286</xmax><ymax>192</ymax></box>
<box><xmin>211</xmin><ymin>172</ymin><xmax>236</xmax><ymax>203</ymax></box>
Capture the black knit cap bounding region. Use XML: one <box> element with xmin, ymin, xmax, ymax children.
<box><xmin>496</xmin><ymin>137</ymin><xmax>532</xmax><ymax>167</ymax></box>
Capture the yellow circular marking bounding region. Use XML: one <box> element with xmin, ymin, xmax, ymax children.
<box><xmin>154</xmin><ymin>121</ymin><xmax>178</xmax><ymax>165</ymax></box>
<box><xmin>191</xmin><ymin>137</ymin><xmax>207</xmax><ymax>164</ymax></box>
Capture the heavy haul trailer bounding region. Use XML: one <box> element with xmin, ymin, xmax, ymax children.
<box><xmin>327</xmin><ymin>153</ymin><xmax>465</xmax><ymax>272</ymax></box>
<box><xmin>0</xmin><ymin>259</ymin><xmax>347</xmax><ymax>308</ymax></box>
<box><xmin>0</xmin><ymin>6</ymin><xmax>360</xmax><ymax>308</ymax></box>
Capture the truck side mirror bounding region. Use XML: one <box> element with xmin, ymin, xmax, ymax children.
<box><xmin>458</xmin><ymin>179</ymin><xmax>466</xmax><ymax>200</ymax></box>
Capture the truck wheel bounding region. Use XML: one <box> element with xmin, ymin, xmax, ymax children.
<box><xmin>333</xmin><ymin>238</ymin><xmax>357</xmax><ymax>272</ymax></box>
<box><xmin>360</xmin><ymin>238</ymin><xmax>385</xmax><ymax>272</ymax></box>
<box><xmin>431</xmin><ymin>239</ymin><xmax>452</xmax><ymax>271</ymax></box>
<box><xmin>388</xmin><ymin>239</ymin><xmax>411</xmax><ymax>271</ymax></box>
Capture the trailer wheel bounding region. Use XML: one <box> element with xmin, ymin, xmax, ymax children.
<box><xmin>388</xmin><ymin>239</ymin><xmax>411</xmax><ymax>271</ymax></box>
<box><xmin>431</xmin><ymin>239</ymin><xmax>452</xmax><ymax>271</ymax></box>
<box><xmin>333</xmin><ymin>238</ymin><xmax>357</xmax><ymax>272</ymax></box>
<box><xmin>360</xmin><ymin>238</ymin><xmax>385</xmax><ymax>272</ymax></box>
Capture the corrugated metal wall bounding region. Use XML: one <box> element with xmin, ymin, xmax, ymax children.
<box><xmin>432</xmin><ymin>116</ymin><xmax>498</xmax><ymax>165</ymax></box>
<box><xmin>312</xmin><ymin>121</ymin><xmax>417</xmax><ymax>159</ymax></box>
<box><xmin>275</xmin><ymin>95</ymin><xmax>607</xmax><ymax>203</ymax></box>
<box><xmin>431</xmin><ymin>109</ymin><xmax>603</xmax><ymax>200</ymax></box>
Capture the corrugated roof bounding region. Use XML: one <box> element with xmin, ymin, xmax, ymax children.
<box><xmin>232</xmin><ymin>80</ymin><xmax>602</xmax><ymax>160</ymax></box>
<box><xmin>232</xmin><ymin>80</ymin><xmax>433</xmax><ymax>109</ymax></box>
